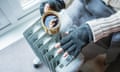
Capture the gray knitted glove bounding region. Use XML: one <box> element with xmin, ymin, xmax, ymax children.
<box><xmin>60</xmin><ymin>24</ymin><xmax>93</xmax><ymax>57</ymax></box>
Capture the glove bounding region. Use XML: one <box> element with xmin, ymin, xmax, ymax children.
<box><xmin>39</xmin><ymin>1</ymin><xmax>48</xmax><ymax>15</ymax></box>
<box><xmin>59</xmin><ymin>24</ymin><xmax>93</xmax><ymax>57</ymax></box>
<box><xmin>48</xmin><ymin>0</ymin><xmax>65</xmax><ymax>11</ymax></box>
<box><xmin>39</xmin><ymin>0</ymin><xmax>65</xmax><ymax>15</ymax></box>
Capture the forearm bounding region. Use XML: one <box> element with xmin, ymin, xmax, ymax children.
<box><xmin>87</xmin><ymin>11</ymin><xmax>120</xmax><ymax>42</ymax></box>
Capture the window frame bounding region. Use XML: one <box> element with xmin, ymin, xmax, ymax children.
<box><xmin>0</xmin><ymin>0</ymin><xmax>43</xmax><ymax>35</ymax></box>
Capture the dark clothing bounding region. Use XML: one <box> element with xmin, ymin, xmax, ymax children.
<box><xmin>79</xmin><ymin>0</ymin><xmax>120</xmax><ymax>69</ymax></box>
<box><xmin>106</xmin><ymin>55</ymin><xmax>120</xmax><ymax>72</ymax></box>
<box><xmin>106</xmin><ymin>32</ymin><xmax>120</xmax><ymax>64</ymax></box>
<box><xmin>82</xmin><ymin>34</ymin><xmax>120</xmax><ymax>72</ymax></box>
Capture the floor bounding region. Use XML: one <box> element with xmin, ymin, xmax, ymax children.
<box><xmin>0</xmin><ymin>38</ymin><xmax>50</xmax><ymax>72</ymax></box>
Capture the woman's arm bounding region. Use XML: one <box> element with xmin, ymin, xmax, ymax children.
<box><xmin>55</xmin><ymin>11</ymin><xmax>120</xmax><ymax>57</ymax></box>
<box><xmin>87</xmin><ymin>11</ymin><xmax>120</xmax><ymax>42</ymax></box>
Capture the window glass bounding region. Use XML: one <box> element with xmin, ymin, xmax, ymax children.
<box><xmin>20</xmin><ymin>0</ymin><xmax>34</xmax><ymax>7</ymax></box>
<box><xmin>20</xmin><ymin>0</ymin><xmax>40</xmax><ymax>10</ymax></box>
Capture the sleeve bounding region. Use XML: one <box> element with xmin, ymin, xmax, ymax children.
<box><xmin>103</xmin><ymin>0</ymin><xmax>120</xmax><ymax>11</ymax></box>
<box><xmin>87</xmin><ymin>11</ymin><xmax>120</xmax><ymax>42</ymax></box>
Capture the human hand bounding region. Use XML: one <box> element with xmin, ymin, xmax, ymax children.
<box><xmin>55</xmin><ymin>24</ymin><xmax>93</xmax><ymax>58</ymax></box>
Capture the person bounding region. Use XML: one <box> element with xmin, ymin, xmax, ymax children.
<box><xmin>39</xmin><ymin>0</ymin><xmax>66</xmax><ymax>15</ymax></box>
<box><xmin>39</xmin><ymin>0</ymin><xmax>74</xmax><ymax>15</ymax></box>
<box><xmin>39</xmin><ymin>0</ymin><xmax>119</xmax><ymax>71</ymax></box>
<box><xmin>41</xmin><ymin>0</ymin><xmax>115</xmax><ymax>33</ymax></box>
<box><xmin>41</xmin><ymin>0</ymin><xmax>118</xmax><ymax>57</ymax></box>
<box><xmin>55</xmin><ymin>0</ymin><xmax>120</xmax><ymax>72</ymax></box>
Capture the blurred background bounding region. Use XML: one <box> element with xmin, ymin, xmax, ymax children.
<box><xmin>0</xmin><ymin>0</ymin><xmax>49</xmax><ymax>72</ymax></box>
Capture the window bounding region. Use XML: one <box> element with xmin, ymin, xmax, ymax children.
<box><xmin>20</xmin><ymin>0</ymin><xmax>41</xmax><ymax>10</ymax></box>
<box><xmin>0</xmin><ymin>0</ymin><xmax>41</xmax><ymax>35</ymax></box>
<box><xmin>0</xmin><ymin>8</ymin><xmax>11</xmax><ymax>30</ymax></box>
<box><xmin>20</xmin><ymin>0</ymin><xmax>34</xmax><ymax>7</ymax></box>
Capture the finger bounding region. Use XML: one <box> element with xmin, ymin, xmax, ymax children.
<box><xmin>65</xmin><ymin>31</ymin><xmax>69</xmax><ymax>35</ymax></box>
<box><xmin>63</xmin><ymin>52</ymin><xmax>69</xmax><ymax>57</ymax></box>
<box><xmin>67</xmin><ymin>44</ymin><xmax>76</xmax><ymax>55</ymax></box>
<box><xmin>61</xmin><ymin>40</ymin><xmax>73</xmax><ymax>51</ymax></box>
<box><xmin>49</xmin><ymin>23</ymin><xmax>54</xmax><ymax>28</ymax></box>
<box><xmin>73</xmin><ymin>49</ymin><xmax>80</xmax><ymax>58</ymax></box>
<box><xmin>56</xmin><ymin>48</ymin><xmax>63</xmax><ymax>54</ymax></box>
<box><xmin>62</xmin><ymin>32</ymin><xmax>69</xmax><ymax>37</ymax></box>
<box><xmin>55</xmin><ymin>42</ymin><xmax>61</xmax><ymax>48</ymax></box>
<box><xmin>60</xmin><ymin>35</ymin><xmax>71</xmax><ymax>46</ymax></box>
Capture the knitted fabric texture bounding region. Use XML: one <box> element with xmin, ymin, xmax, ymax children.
<box><xmin>87</xmin><ymin>11</ymin><xmax>120</xmax><ymax>42</ymax></box>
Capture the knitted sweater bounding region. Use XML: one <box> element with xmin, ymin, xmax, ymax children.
<box><xmin>87</xmin><ymin>0</ymin><xmax>120</xmax><ymax>42</ymax></box>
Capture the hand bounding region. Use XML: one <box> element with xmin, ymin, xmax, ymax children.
<box><xmin>55</xmin><ymin>24</ymin><xmax>93</xmax><ymax>57</ymax></box>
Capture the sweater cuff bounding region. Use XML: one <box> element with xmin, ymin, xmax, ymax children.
<box><xmin>87</xmin><ymin>11</ymin><xmax>120</xmax><ymax>42</ymax></box>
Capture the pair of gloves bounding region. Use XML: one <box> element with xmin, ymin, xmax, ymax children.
<box><xmin>58</xmin><ymin>24</ymin><xmax>93</xmax><ymax>57</ymax></box>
